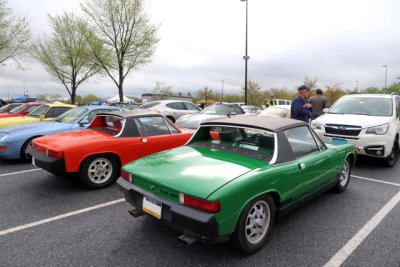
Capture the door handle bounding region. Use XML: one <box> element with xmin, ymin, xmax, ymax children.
<box><xmin>141</xmin><ymin>138</ymin><xmax>147</xmax><ymax>143</ymax></box>
<box><xmin>299</xmin><ymin>163</ymin><xmax>305</xmax><ymax>170</ymax></box>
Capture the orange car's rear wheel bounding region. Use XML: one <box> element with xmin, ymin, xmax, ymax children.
<box><xmin>79</xmin><ymin>155</ymin><xmax>119</xmax><ymax>189</ymax></box>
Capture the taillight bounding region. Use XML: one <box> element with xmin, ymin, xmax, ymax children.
<box><xmin>120</xmin><ymin>169</ymin><xmax>132</xmax><ymax>182</ymax></box>
<box><xmin>179</xmin><ymin>193</ymin><xmax>220</xmax><ymax>213</ymax></box>
<box><xmin>46</xmin><ymin>149</ymin><xmax>64</xmax><ymax>159</ymax></box>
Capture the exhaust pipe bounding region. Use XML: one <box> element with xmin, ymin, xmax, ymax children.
<box><xmin>178</xmin><ymin>234</ymin><xmax>197</xmax><ymax>245</ymax></box>
<box><xmin>128</xmin><ymin>208</ymin><xmax>144</xmax><ymax>217</ymax></box>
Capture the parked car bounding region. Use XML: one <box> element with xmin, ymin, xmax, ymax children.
<box><xmin>175</xmin><ymin>103</ymin><xmax>251</xmax><ymax>129</ymax></box>
<box><xmin>0</xmin><ymin>106</ymin><xmax>121</xmax><ymax>161</ymax></box>
<box><xmin>261</xmin><ymin>99</ymin><xmax>291</xmax><ymax>109</ymax></box>
<box><xmin>311</xmin><ymin>93</ymin><xmax>400</xmax><ymax>167</ymax></box>
<box><xmin>258</xmin><ymin>105</ymin><xmax>291</xmax><ymax>118</ymax></box>
<box><xmin>241</xmin><ymin>105</ymin><xmax>261</xmax><ymax>114</ymax></box>
<box><xmin>0</xmin><ymin>103</ymin><xmax>22</xmax><ymax>113</ymax></box>
<box><xmin>117</xmin><ymin>116</ymin><xmax>357</xmax><ymax>254</ymax></box>
<box><xmin>0</xmin><ymin>102</ymin><xmax>43</xmax><ymax>119</ymax></box>
<box><xmin>27</xmin><ymin>111</ymin><xmax>195</xmax><ymax>189</ymax></box>
<box><xmin>0</xmin><ymin>103</ymin><xmax>75</xmax><ymax>129</ymax></box>
<box><xmin>137</xmin><ymin>100</ymin><xmax>201</xmax><ymax>123</ymax></box>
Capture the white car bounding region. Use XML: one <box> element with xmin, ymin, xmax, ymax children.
<box><xmin>261</xmin><ymin>99</ymin><xmax>291</xmax><ymax>109</ymax></box>
<box><xmin>137</xmin><ymin>100</ymin><xmax>201</xmax><ymax>123</ymax></box>
<box><xmin>311</xmin><ymin>93</ymin><xmax>400</xmax><ymax>167</ymax></box>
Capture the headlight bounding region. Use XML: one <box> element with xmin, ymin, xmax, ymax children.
<box><xmin>311</xmin><ymin>121</ymin><xmax>322</xmax><ymax>130</ymax></box>
<box><xmin>366</xmin><ymin>123</ymin><xmax>390</xmax><ymax>135</ymax></box>
<box><xmin>0</xmin><ymin>133</ymin><xmax>8</xmax><ymax>141</ymax></box>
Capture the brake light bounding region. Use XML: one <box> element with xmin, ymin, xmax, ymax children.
<box><xmin>179</xmin><ymin>193</ymin><xmax>220</xmax><ymax>213</ymax></box>
<box><xmin>46</xmin><ymin>149</ymin><xmax>64</xmax><ymax>159</ymax></box>
<box><xmin>120</xmin><ymin>169</ymin><xmax>132</xmax><ymax>182</ymax></box>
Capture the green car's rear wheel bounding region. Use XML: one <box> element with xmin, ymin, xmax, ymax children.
<box><xmin>233</xmin><ymin>194</ymin><xmax>276</xmax><ymax>254</ymax></box>
<box><xmin>79</xmin><ymin>155</ymin><xmax>119</xmax><ymax>189</ymax></box>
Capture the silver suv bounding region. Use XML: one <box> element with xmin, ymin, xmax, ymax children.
<box><xmin>311</xmin><ymin>93</ymin><xmax>400</xmax><ymax>167</ymax></box>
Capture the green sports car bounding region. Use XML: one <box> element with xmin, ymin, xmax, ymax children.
<box><xmin>117</xmin><ymin>116</ymin><xmax>357</xmax><ymax>254</ymax></box>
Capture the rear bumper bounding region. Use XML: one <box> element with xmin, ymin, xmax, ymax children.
<box><xmin>27</xmin><ymin>146</ymin><xmax>66</xmax><ymax>172</ymax></box>
<box><xmin>117</xmin><ymin>178</ymin><xmax>230</xmax><ymax>244</ymax></box>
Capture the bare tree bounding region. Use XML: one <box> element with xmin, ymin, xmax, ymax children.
<box><xmin>242</xmin><ymin>80</ymin><xmax>261</xmax><ymax>106</ymax></box>
<box><xmin>324</xmin><ymin>83</ymin><xmax>345</xmax><ymax>104</ymax></box>
<box><xmin>0</xmin><ymin>0</ymin><xmax>30</xmax><ymax>67</ymax></box>
<box><xmin>197</xmin><ymin>87</ymin><xmax>215</xmax><ymax>106</ymax></box>
<box><xmin>31</xmin><ymin>12</ymin><xmax>102</xmax><ymax>104</ymax></box>
<box><xmin>81</xmin><ymin>0</ymin><xmax>160</xmax><ymax>102</ymax></box>
<box><xmin>152</xmin><ymin>81</ymin><xmax>172</xmax><ymax>100</ymax></box>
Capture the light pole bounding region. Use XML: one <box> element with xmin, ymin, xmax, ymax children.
<box><xmin>241</xmin><ymin>0</ymin><xmax>249</xmax><ymax>105</ymax></box>
<box><xmin>356</xmin><ymin>80</ymin><xmax>358</xmax><ymax>90</ymax></box>
<box><xmin>221</xmin><ymin>80</ymin><xmax>224</xmax><ymax>103</ymax></box>
<box><xmin>383</xmin><ymin>65</ymin><xmax>387</xmax><ymax>94</ymax></box>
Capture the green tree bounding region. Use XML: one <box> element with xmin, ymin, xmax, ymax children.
<box><xmin>152</xmin><ymin>81</ymin><xmax>172</xmax><ymax>99</ymax></box>
<box><xmin>82</xmin><ymin>94</ymin><xmax>100</xmax><ymax>105</ymax></box>
<box><xmin>31</xmin><ymin>12</ymin><xmax>102</xmax><ymax>104</ymax></box>
<box><xmin>0</xmin><ymin>0</ymin><xmax>30</xmax><ymax>67</ymax></box>
<box><xmin>242</xmin><ymin>80</ymin><xmax>261</xmax><ymax>106</ymax></box>
<box><xmin>81</xmin><ymin>0</ymin><xmax>160</xmax><ymax>102</ymax></box>
<box><xmin>302</xmin><ymin>76</ymin><xmax>318</xmax><ymax>90</ymax></box>
<box><xmin>36</xmin><ymin>93</ymin><xmax>49</xmax><ymax>102</ymax></box>
<box><xmin>362</xmin><ymin>87</ymin><xmax>382</xmax><ymax>94</ymax></box>
<box><xmin>197</xmin><ymin>86</ymin><xmax>215</xmax><ymax>105</ymax></box>
<box><xmin>324</xmin><ymin>83</ymin><xmax>345</xmax><ymax>104</ymax></box>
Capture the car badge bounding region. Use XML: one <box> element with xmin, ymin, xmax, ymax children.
<box><xmin>339</xmin><ymin>126</ymin><xmax>346</xmax><ymax>131</ymax></box>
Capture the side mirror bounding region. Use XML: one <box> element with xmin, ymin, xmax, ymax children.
<box><xmin>322</xmin><ymin>108</ymin><xmax>329</xmax><ymax>113</ymax></box>
<box><xmin>228</xmin><ymin>112</ymin><xmax>238</xmax><ymax>116</ymax></box>
<box><xmin>39</xmin><ymin>115</ymin><xmax>45</xmax><ymax>121</ymax></box>
<box><xmin>79</xmin><ymin>119</ymin><xmax>90</xmax><ymax>127</ymax></box>
<box><xmin>22</xmin><ymin>111</ymin><xmax>29</xmax><ymax>115</ymax></box>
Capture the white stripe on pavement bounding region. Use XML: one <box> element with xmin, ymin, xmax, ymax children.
<box><xmin>352</xmin><ymin>175</ymin><xmax>400</xmax><ymax>187</ymax></box>
<box><xmin>0</xmin><ymin>168</ymin><xmax>41</xmax><ymax>177</ymax></box>
<box><xmin>324</xmin><ymin>190</ymin><xmax>400</xmax><ymax>267</ymax></box>
<box><xmin>0</xmin><ymin>198</ymin><xmax>125</xmax><ymax>236</ymax></box>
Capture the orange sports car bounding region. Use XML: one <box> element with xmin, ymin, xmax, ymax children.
<box><xmin>27</xmin><ymin>111</ymin><xmax>195</xmax><ymax>189</ymax></box>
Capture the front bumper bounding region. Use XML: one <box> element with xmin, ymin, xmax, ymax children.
<box><xmin>117</xmin><ymin>178</ymin><xmax>230</xmax><ymax>244</ymax></box>
<box><xmin>0</xmin><ymin>141</ymin><xmax>23</xmax><ymax>160</ymax></box>
<box><xmin>26</xmin><ymin>146</ymin><xmax>66</xmax><ymax>173</ymax></box>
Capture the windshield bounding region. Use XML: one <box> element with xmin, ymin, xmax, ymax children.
<box><xmin>54</xmin><ymin>107</ymin><xmax>88</xmax><ymax>123</ymax></box>
<box><xmin>329</xmin><ymin>97</ymin><xmax>392</xmax><ymax>116</ymax></box>
<box><xmin>29</xmin><ymin>105</ymin><xmax>49</xmax><ymax>117</ymax></box>
<box><xmin>0</xmin><ymin>104</ymin><xmax>18</xmax><ymax>113</ymax></box>
<box><xmin>138</xmin><ymin>102</ymin><xmax>160</xmax><ymax>109</ymax></box>
<box><xmin>9</xmin><ymin>103</ymin><xmax>28</xmax><ymax>114</ymax></box>
<box><xmin>200</xmin><ymin>105</ymin><xmax>229</xmax><ymax>115</ymax></box>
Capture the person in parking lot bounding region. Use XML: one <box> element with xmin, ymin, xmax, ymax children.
<box><xmin>265</xmin><ymin>95</ymin><xmax>275</xmax><ymax>108</ymax></box>
<box><xmin>291</xmin><ymin>85</ymin><xmax>313</xmax><ymax>122</ymax></box>
<box><xmin>309</xmin><ymin>88</ymin><xmax>329</xmax><ymax>119</ymax></box>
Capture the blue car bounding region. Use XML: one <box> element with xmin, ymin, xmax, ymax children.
<box><xmin>0</xmin><ymin>106</ymin><xmax>121</xmax><ymax>161</ymax></box>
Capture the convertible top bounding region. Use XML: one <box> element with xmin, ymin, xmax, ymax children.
<box><xmin>201</xmin><ymin>116</ymin><xmax>306</xmax><ymax>132</ymax></box>
<box><xmin>95</xmin><ymin>110</ymin><xmax>161</xmax><ymax>118</ymax></box>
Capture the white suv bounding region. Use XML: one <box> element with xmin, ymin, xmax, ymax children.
<box><xmin>311</xmin><ymin>93</ymin><xmax>400</xmax><ymax>167</ymax></box>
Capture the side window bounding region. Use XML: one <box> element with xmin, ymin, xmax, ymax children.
<box><xmin>284</xmin><ymin>126</ymin><xmax>319</xmax><ymax>158</ymax></box>
<box><xmin>83</xmin><ymin>110</ymin><xmax>108</xmax><ymax>123</ymax></box>
<box><xmin>184</xmin><ymin>102</ymin><xmax>200</xmax><ymax>111</ymax></box>
<box><xmin>53</xmin><ymin>107</ymin><xmax>70</xmax><ymax>117</ymax></box>
<box><xmin>396</xmin><ymin>97</ymin><xmax>400</xmax><ymax>118</ymax></box>
<box><xmin>45</xmin><ymin>108</ymin><xmax>54</xmax><ymax>118</ymax></box>
<box><xmin>135</xmin><ymin>116</ymin><xmax>171</xmax><ymax>136</ymax></box>
<box><xmin>165</xmin><ymin>119</ymin><xmax>180</xmax><ymax>134</ymax></box>
<box><xmin>173</xmin><ymin>102</ymin><xmax>186</xmax><ymax>110</ymax></box>
<box><xmin>26</xmin><ymin>106</ymin><xmax>39</xmax><ymax>113</ymax></box>
<box><xmin>229</xmin><ymin>106</ymin><xmax>244</xmax><ymax>115</ymax></box>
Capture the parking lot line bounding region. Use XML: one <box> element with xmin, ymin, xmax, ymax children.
<box><xmin>324</xmin><ymin>190</ymin><xmax>400</xmax><ymax>267</ymax></box>
<box><xmin>0</xmin><ymin>198</ymin><xmax>125</xmax><ymax>236</ymax></box>
<box><xmin>352</xmin><ymin>175</ymin><xmax>400</xmax><ymax>187</ymax></box>
<box><xmin>0</xmin><ymin>168</ymin><xmax>41</xmax><ymax>177</ymax></box>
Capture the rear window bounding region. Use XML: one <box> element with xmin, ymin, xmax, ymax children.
<box><xmin>188</xmin><ymin>126</ymin><xmax>275</xmax><ymax>162</ymax></box>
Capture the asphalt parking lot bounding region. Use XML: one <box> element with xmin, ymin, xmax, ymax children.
<box><xmin>1</xmin><ymin>156</ymin><xmax>399</xmax><ymax>266</ymax></box>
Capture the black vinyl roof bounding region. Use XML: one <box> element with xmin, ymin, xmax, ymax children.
<box><xmin>95</xmin><ymin>110</ymin><xmax>161</xmax><ymax>118</ymax></box>
<box><xmin>201</xmin><ymin>116</ymin><xmax>306</xmax><ymax>132</ymax></box>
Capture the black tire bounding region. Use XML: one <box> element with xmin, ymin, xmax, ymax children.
<box><xmin>333</xmin><ymin>157</ymin><xmax>352</xmax><ymax>193</ymax></box>
<box><xmin>384</xmin><ymin>139</ymin><xmax>399</xmax><ymax>167</ymax></box>
<box><xmin>20</xmin><ymin>138</ymin><xmax>35</xmax><ymax>162</ymax></box>
<box><xmin>232</xmin><ymin>194</ymin><xmax>276</xmax><ymax>254</ymax></box>
<box><xmin>79</xmin><ymin>155</ymin><xmax>119</xmax><ymax>189</ymax></box>
<box><xmin>166</xmin><ymin>116</ymin><xmax>175</xmax><ymax>123</ymax></box>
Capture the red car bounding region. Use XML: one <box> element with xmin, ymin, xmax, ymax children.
<box><xmin>0</xmin><ymin>103</ymin><xmax>43</xmax><ymax>118</ymax></box>
<box><xmin>28</xmin><ymin>111</ymin><xmax>195</xmax><ymax>189</ymax></box>
<box><xmin>0</xmin><ymin>103</ymin><xmax>22</xmax><ymax>113</ymax></box>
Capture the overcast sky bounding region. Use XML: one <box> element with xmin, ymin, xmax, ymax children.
<box><xmin>1</xmin><ymin>0</ymin><xmax>400</xmax><ymax>100</ymax></box>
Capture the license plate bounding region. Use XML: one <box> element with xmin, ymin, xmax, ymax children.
<box><xmin>142</xmin><ymin>196</ymin><xmax>162</xmax><ymax>219</ymax></box>
<box><xmin>332</xmin><ymin>138</ymin><xmax>347</xmax><ymax>145</ymax></box>
<box><xmin>32</xmin><ymin>157</ymin><xmax>36</xmax><ymax>167</ymax></box>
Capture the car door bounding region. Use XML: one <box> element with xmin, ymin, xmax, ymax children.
<box><xmin>284</xmin><ymin>126</ymin><xmax>339</xmax><ymax>198</ymax></box>
<box><xmin>135</xmin><ymin>116</ymin><xmax>187</xmax><ymax>156</ymax></box>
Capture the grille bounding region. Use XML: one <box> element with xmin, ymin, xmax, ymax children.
<box><xmin>325</xmin><ymin>124</ymin><xmax>362</xmax><ymax>136</ymax></box>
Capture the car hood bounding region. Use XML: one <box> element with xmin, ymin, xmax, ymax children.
<box><xmin>0</xmin><ymin>116</ymin><xmax>41</xmax><ymax>129</ymax></box>
<box><xmin>2</xmin><ymin>121</ymin><xmax>71</xmax><ymax>135</ymax></box>
<box><xmin>33</xmin><ymin>129</ymin><xmax>111</xmax><ymax>150</ymax></box>
<box><xmin>123</xmin><ymin>146</ymin><xmax>267</xmax><ymax>199</ymax></box>
<box><xmin>316</xmin><ymin>113</ymin><xmax>392</xmax><ymax>127</ymax></box>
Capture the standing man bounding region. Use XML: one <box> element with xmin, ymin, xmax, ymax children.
<box><xmin>291</xmin><ymin>85</ymin><xmax>313</xmax><ymax>122</ymax></box>
<box><xmin>309</xmin><ymin>88</ymin><xmax>329</xmax><ymax>119</ymax></box>
<box><xmin>265</xmin><ymin>95</ymin><xmax>275</xmax><ymax>108</ymax></box>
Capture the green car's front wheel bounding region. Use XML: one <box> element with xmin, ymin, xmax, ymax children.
<box><xmin>233</xmin><ymin>194</ymin><xmax>276</xmax><ymax>254</ymax></box>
